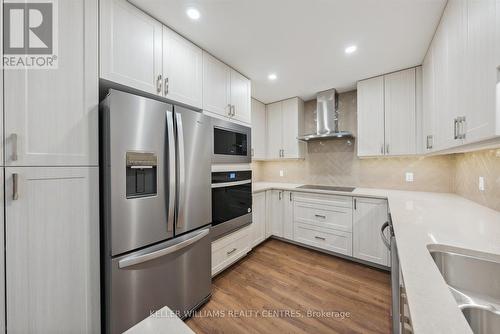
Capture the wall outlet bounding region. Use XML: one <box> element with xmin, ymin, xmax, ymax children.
<box><xmin>279</xmin><ymin>170</ymin><xmax>284</xmax><ymax>177</ymax></box>
<box><xmin>405</xmin><ymin>172</ymin><xmax>414</xmax><ymax>183</ymax></box>
<box><xmin>479</xmin><ymin>176</ymin><xmax>485</xmax><ymax>191</ymax></box>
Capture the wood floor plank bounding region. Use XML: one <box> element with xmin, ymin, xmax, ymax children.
<box><xmin>186</xmin><ymin>239</ymin><xmax>391</xmax><ymax>334</ymax></box>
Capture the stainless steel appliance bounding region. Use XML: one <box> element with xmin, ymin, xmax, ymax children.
<box><xmin>297</xmin><ymin>89</ymin><xmax>354</xmax><ymax>142</ymax></box>
<box><xmin>211</xmin><ymin>117</ymin><xmax>251</xmax><ymax>164</ymax></box>
<box><xmin>100</xmin><ymin>90</ymin><xmax>212</xmax><ymax>334</ymax></box>
<box><xmin>211</xmin><ymin>170</ymin><xmax>252</xmax><ymax>240</ymax></box>
<box><xmin>382</xmin><ymin>215</ymin><xmax>413</xmax><ymax>334</ymax></box>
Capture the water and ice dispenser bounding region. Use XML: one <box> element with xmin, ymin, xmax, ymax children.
<box><xmin>126</xmin><ymin>152</ymin><xmax>158</xmax><ymax>198</ymax></box>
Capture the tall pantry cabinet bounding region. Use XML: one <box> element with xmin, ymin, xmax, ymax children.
<box><xmin>2</xmin><ymin>0</ymin><xmax>100</xmax><ymax>333</ymax></box>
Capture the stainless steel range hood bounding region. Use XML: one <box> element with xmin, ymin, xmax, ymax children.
<box><xmin>297</xmin><ymin>89</ymin><xmax>354</xmax><ymax>142</ymax></box>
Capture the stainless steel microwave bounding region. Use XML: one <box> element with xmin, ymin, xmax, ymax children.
<box><xmin>211</xmin><ymin>117</ymin><xmax>251</xmax><ymax>164</ymax></box>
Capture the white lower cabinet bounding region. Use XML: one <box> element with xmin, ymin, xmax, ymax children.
<box><xmin>294</xmin><ymin>223</ymin><xmax>353</xmax><ymax>256</ymax></box>
<box><xmin>292</xmin><ymin>193</ymin><xmax>353</xmax><ymax>256</ymax></box>
<box><xmin>5</xmin><ymin>167</ymin><xmax>100</xmax><ymax>333</ymax></box>
<box><xmin>251</xmin><ymin>192</ymin><xmax>267</xmax><ymax>247</ymax></box>
<box><xmin>352</xmin><ymin>197</ymin><xmax>390</xmax><ymax>267</ymax></box>
<box><xmin>211</xmin><ymin>225</ymin><xmax>252</xmax><ymax>277</ymax></box>
<box><xmin>0</xmin><ymin>169</ymin><xmax>4</xmax><ymax>333</ymax></box>
<box><xmin>266</xmin><ymin>190</ymin><xmax>285</xmax><ymax>238</ymax></box>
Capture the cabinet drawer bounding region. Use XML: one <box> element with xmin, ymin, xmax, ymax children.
<box><xmin>294</xmin><ymin>223</ymin><xmax>352</xmax><ymax>256</ymax></box>
<box><xmin>294</xmin><ymin>201</ymin><xmax>352</xmax><ymax>232</ymax></box>
<box><xmin>293</xmin><ymin>192</ymin><xmax>352</xmax><ymax>208</ymax></box>
<box><xmin>211</xmin><ymin>226</ymin><xmax>251</xmax><ymax>276</ymax></box>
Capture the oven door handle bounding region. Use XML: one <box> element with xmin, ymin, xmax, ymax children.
<box><xmin>380</xmin><ymin>221</ymin><xmax>391</xmax><ymax>250</ymax></box>
<box><xmin>211</xmin><ymin>180</ymin><xmax>252</xmax><ymax>188</ymax></box>
<box><xmin>118</xmin><ymin>228</ymin><xmax>210</xmax><ymax>269</ymax></box>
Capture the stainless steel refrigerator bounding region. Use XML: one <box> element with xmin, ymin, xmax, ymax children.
<box><xmin>100</xmin><ymin>89</ymin><xmax>212</xmax><ymax>334</ymax></box>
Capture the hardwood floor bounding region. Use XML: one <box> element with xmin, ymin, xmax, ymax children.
<box><xmin>186</xmin><ymin>239</ymin><xmax>391</xmax><ymax>334</ymax></box>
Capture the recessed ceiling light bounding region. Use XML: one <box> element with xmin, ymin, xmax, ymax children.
<box><xmin>345</xmin><ymin>45</ymin><xmax>357</xmax><ymax>54</ymax></box>
<box><xmin>268</xmin><ymin>73</ymin><xmax>277</xmax><ymax>81</ymax></box>
<box><xmin>186</xmin><ymin>8</ymin><xmax>201</xmax><ymax>20</ymax></box>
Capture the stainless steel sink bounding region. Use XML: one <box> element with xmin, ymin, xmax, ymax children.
<box><xmin>461</xmin><ymin>306</ymin><xmax>500</xmax><ymax>334</ymax></box>
<box><xmin>429</xmin><ymin>247</ymin><xmax>500</xmax><ymax>334</ymax></box>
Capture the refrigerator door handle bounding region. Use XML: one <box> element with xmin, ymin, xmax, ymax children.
<box><xmin>166</xmin><ymin>111</ymin><xmax>176</xmax><ymax>232</ymax></box>
<box><xmin>175</xmin><ymin>112</ymin><xmax>186</xmax><ymax>229</ymax></box>
<box><xmin>118</xmin><ymin>228</ymin><xmax>210</xmax><ymax>269</ymax></box>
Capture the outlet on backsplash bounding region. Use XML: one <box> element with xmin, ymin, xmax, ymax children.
<box><xmin>405</xmin><ymin>172</ymin><xmax>414</xmax><ymax>183</ymax></box>
<box><xmin>478</xmin><ymin>176</ymin><xmax>485</xmax><ymax>192</ymax></box>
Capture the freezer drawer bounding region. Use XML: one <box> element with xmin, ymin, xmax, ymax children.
<box><xmin>106</xmin><ymin>228</ymin><xmax>211</xmax><ymax>334</ymax></box>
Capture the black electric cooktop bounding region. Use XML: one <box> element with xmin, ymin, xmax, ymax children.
<box><xmin>295</xmin><ymin>185</ymin><xmax>356</xmax><ymax>192</ymax></box>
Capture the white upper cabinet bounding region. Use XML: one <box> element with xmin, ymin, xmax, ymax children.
<box><xmin>423</xmin><ymin>44</ymin><xmax>437</xmax><ymax>152</ymax></box>
<box><xmin>422</xmin><ymin>0</ymin><xmax>500</xmax><ymax>152</ymax></box>
<box><xmin>251</xmin><ymin>99</ymin><xmax>267</xmax><ymax>160</ymax></box>
<box><xmin>353</xmin><ymin>197</ymin><xmax>389</xmax><ymax>267</ymax></box>
<box><xmin>464</xmin><ymin>0</ymin><xmax>498</xmax><ymax>142</ymax></box>
<box><xmin>100</xmin><ymin>0</ymin><xmax>163</xmax><ymax>95</ymax></box>
<box><xmin>5</xmin><ymin>0</ymin><xmax>98</xmax><ymax>166</ymax></box>
<box><xmin>357</xmin><ymin>76</ymin><xmax>385</xmax><ymax>157</ymax></box>
<box><xmin>203</xmin><ymin>52</ymin><xmax>231</xmax><ymax>117</ymax></box>
<box><xmin>358</xmin><ymin>68</ymin><xmax>419</xmax><ymax>157</ymax></box>
<box><xmin>282</xmin><ymin>98</ymin><xmax>305</xmax><ymax>159</ymax></box>
<box><xmin>230</xmin><ymin>70</ymin><xmax>252</xmax><ymax>124</ymax></box>
<box><xmin>266</xmin><ymin>102</ymin><xmax>283</xmax><ymax>160</ymax></box>
<box><xmin>162</xmin><ymin>26</ymin><xmax>203</xmax><ymax>109</ymax></box>
<box><xmin>265</xmin><ymin>98</ymin><xmax>305</xmax><ymax>160</ymax></box>
<box><xmin>202</xmin><ymin>53</ymin><xmax>251</xmax><ymax>125</ymax></box>
<box><xmin>384</xmin><ymin>68</ymin><xmax>416</xmax><ymax>155</ymax></box>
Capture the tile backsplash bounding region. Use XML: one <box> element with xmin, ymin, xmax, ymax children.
<box><xmin>454</xmin><ymin>149</ymin><xmax>500</xmax><ymax>212</ymax></box>
<box><xmin>253</xmin><ymin>90</ymin><xmax>500</xmax><ymax>211</ymax></box>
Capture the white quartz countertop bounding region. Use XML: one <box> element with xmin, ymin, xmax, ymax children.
<box><xmin>253</xmin><ymin>182</ymin><xmax>500</xmax><ymax>334</ymax></box>
<box><xmin>124</xmin><ymin>306</ymin><xmax>195</xmax><ymax>334</ymax></box>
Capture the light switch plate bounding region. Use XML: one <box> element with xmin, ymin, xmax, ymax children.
<box><xmin>405</xmin><ymin>172</ymin><xmax>414</xmax><ymax>182</ymax></box>
<box><xmin>479</xmin><ymin>176</ymin><xmax>485</xmax><ymax>191</ymax></box>
<box><xmin>279</xmin><ymin>170</ymin><xmax>284</xmax><ymax>177</ymax></box>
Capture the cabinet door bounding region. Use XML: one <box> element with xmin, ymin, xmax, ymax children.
<box><xmin>251</xmin><ymin>192</ymin><xmax>267</xmax><ymax>247</ymax></box>
<box><xmin>0</xmin><ymin>169</ymin><xmax>4</xmax><ymax>333</ymax></box>
<box><xmin>464</xmin><ymin>0</ymin><xmax>497</xmax><ymax>142</ymax></box>
<box><xmin>283</xmin><ymin>191</ymin><xmax>294</xmax><ymax>240</ymax></box>
<box><xmin>251</xmin><ymin>98</ymin><xmax>267</xmax><ymax>160</ymax></box>
<box><xmin>5</xmin><ymin>0</ymin><xmax>98</xmax><ymax>167</ymax></box>
<box><xmin>266</xmin><ymin>102</ymin><xmax>283</xmax><ymax>159</ymax></box>
<box><xmin>203</xmin><ymin>51</ymin><xmax>231</xmax><ymax>117</ymax></box>
<box><xmin>230</xmin><ymin>69</ymin><xmax>252</xmax><ymax>124</ymax></box>
<box><xmin>353</xmin><ymin>197</ymin><xmax>389</xmax><ymax>266</ymax></box>
<box><xmin>267</xmin><ymin>190</ymin><xmax>284</xmax><ymax>238</ymax></box>
<box><xmin>423</xmin><ymin>45</ymin><xmax>437</xmax><ymax>152</ymax></box>
<box><xmin>282</xmin><ymin>98</ymin><xmax>305</xmax><ymax>159</ymax></box>
<box><xmin>384</xmin><ymin>68</ymin><xmax>416</xmax><ymax>155</ymax></box>
<box><xmin>357</xmin><ymin>76</ymin><xmax>385</xmax><ymax>157</ymax></box>
<box><xmin>163</xmin><ymin>26</ymin><xmax>203</xmax><ymax>109</ymax></box>
<box><xmin>100</xmin><ymin>0</ymin><xmax>162</xmax><ymax>95</ymax></box>
<box><xmin>6</xmin><ymin>167</ymin><xmax>100</xmax><ymax>333</ymax></box>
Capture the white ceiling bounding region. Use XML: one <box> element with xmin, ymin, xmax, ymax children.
<box><xmin>130</xmin><ymin>0</ymin><xmax>446</xmax><ymax>104</ymax></box>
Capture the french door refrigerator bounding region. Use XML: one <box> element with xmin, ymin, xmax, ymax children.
<box><xmin>100</xmin><ymin>89</ymin><xmax>212</xmax><ymax>334</ymax></box>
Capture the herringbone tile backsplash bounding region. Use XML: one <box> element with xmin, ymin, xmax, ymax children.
<box><xmin>253</xmin><ymin>91</ymin><xmax>500</xmax><ymax>212</ymax></box>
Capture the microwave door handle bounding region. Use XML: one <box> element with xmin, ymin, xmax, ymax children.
<box><xmin>166</xmin><ymin>111</ymin><xmax>176</xmax><ymax>232</ymax></box>
<box><xmin>118</xmin><ymin>228</ymin><xmax>210</xmax><ymax>268</ymax></box>
<box><xmin>175</xmin><ymin>112</ymin><xmax>186</xmax><ymax>230</ymax></box>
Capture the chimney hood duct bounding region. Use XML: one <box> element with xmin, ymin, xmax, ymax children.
<box><xmin>297</xmin><ymin>89</ymin><xmax>354</xmax><ymax>142</ymax></box>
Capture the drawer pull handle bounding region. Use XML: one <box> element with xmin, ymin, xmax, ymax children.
<box><xmin>227</xmin><ymin>248</ymin><xmax>237</xmax><ymax>256</ymax></box>
<box><xmin>314</xmin><ymin>236</ymin><xmax>326</xmax><ymax>241</ymax></box>
<box><xmin>315</xmin><ymin>214</ymin><xmax>326</xmax><ymax>219</ymax></box>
